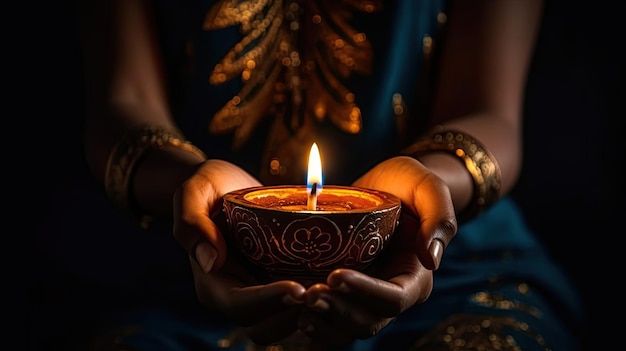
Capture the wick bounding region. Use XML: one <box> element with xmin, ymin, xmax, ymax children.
<box><xmin>307</xmin><ymin>183</ymin><xmax>318</xmax><ymax>210</ymax></box>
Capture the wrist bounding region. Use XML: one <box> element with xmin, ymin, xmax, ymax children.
<box><xmin>402</xmin><ymin>128</ymin><xmax>502</xmax><ymax>222</ymax></box>
<box><xmin>104</xmin><ymin>125</ymin><xmax>207</xmax><ymax>229</ymax></box>
<box><xmin>132</xmin><ymin>145</ymin><xmax>206</xmax><ymax>222</ymax></box>
<box><xmin>416</xmin><ymin>152</ymin><xmax>473</xmax><ymax>215</ymax></box>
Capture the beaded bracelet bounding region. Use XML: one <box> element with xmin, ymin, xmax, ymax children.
<box><xmin>105</xmin><ymin>125</ymin><xmax>207</xmax><ymax>229</ymax></box>
<box><xmin>402</xmin><ymin>129</ymin><xmax>502</xmax><ymax>222</ymax></box>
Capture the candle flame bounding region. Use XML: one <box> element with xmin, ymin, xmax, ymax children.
<box><xmin>307</xmin><ymin>143</ymin><xmax>323</xmax><ymax>194</ymax></box>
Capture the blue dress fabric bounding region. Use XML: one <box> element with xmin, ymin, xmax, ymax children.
<box><xmin>36</xmin><ymin>0</ymin><xmax>584</xmax><ymax>350</ymax></box>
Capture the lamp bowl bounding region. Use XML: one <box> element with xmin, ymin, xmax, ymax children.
<box><xmin>222</xmin><ymin>185</ymin><xmax>402</xmax><ymax>286</ymax></box>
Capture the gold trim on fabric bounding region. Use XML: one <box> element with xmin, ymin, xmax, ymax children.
<box><xmin>202</xmin><ymin>0</ymin><xmax>383</xmax><ymax>151</ymax></box>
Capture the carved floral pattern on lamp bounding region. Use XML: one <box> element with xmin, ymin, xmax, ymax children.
<box><xmin>222</xmin><ymin>185</ymin><xmax>401</xmax><ymax>285</ymax></box>
<box><xmin>222</xmin><ymin>143</ymin><xmax>401</xmax><ymax>285</ymax></box>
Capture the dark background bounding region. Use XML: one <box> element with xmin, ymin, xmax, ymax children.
<box><xmin>511</xmin><ymin>1</ymin><xmax>622</xmax><ymax>349</ymax></box>
<box><xmin>20</xmin><ymin>0</ymin><xmax>622</xmax><ymax>350</ymax></box>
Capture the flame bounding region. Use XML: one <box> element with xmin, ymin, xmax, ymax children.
<box><xmin>307</xmin><ymin>143</ymin><xmax>323</xmax><ymax>194</ymax></box>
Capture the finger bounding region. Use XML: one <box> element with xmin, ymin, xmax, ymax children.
<box><xmin>326</xmin><ymin>263</ymin><xmax>431</xmax><ymax>317</ymax></box>
<box><xmin>301</xmin><ymin>294</ymin><xmax>394</xmax><ymax>342</ymax></box>
<box><xmin>409</xmin><ymin>173</ymin><xmax>457</xmax><ymax>270</ymax></box>
<box><xmin>302</xmin><ymin>266</ymin><xmax>428</xmax><ymax>342</ymax></box>
<box><xmin>351</xmin><ymin>157</ymin><xmax>457</xmax><ymax>270</ymax></box>
<box><xmin>173</xmin><ymin>176</ymin><xmax>227</xmax><ymax>272</ymax></box>
<box><xmin>209</xmin><ymin>279</ymin><xmax>307</xmax><ymax>326</ymax></box>
<box><xmin>304</xmin><ymin>283</ymin><xmax>331</xmax><ymax>311</ymax></box>
<box><xmin>229</xmin><ymin>281</ymin><xmax>306</xmax><ymax>315</ymax></box>
<box><xmin>306</xmin><ymin>284</ymin><xmax>380</xmax><ymax>342</ymax></box>
<box><xmin>326</xmin><ymin>270</ymin><xmax>404</xmax><ymax>317</ymax></box>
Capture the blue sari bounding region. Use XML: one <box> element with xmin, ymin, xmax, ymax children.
<box><xmin>35</xmin><ymin>0</ymin><xmax>584</xmax><ymax>350</ymax></box>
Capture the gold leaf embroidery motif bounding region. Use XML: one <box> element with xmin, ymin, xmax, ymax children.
<box><xmin>203</xmin><ymin>0</ymin><xmax>382</xmax><ymax>154</ymax></box>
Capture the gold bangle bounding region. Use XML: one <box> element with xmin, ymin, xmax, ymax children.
<box><xmin>105</xmin><ymin>125</ymin><xmax>207</xmax><ymax>229</ymax></box>
<box><xmin>402</xmin><ymin>129</ymin><xmax>502</xmax><ymax>222</ymax></box>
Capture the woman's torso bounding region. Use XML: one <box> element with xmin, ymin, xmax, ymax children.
<box><xmin>155</xmin><ymin>0</ymin><xmax>448</xmax><ymax>185</ymax></box>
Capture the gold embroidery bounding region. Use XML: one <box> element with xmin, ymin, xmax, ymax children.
<box><xmin>410</xmin><ymin>314</ymin><xmax>551</xmax><ymax>351</ymax></box>
<box><xmin>204</xmin><ymin>0</ymin><xmax>283</xmax><ymax>150</ymax></box>
<box><xmin>409</xmin><ymin>284</ymin><xmax>552</xmax><ymax>351</ymax></box>
<box><xmin>471</xmin><ymin>290</ymin><xmax>543</xmax><ymax>319</ymax></box>
<box><xmin>203</xmin><ymin>0</ymin><xmax>383</xmax><ymax>167</ymax></box>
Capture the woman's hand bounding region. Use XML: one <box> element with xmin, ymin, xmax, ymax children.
<box><xmin>172</xmin><ymin>159</ymin><xmax>308</xmax><ymax>345</ymax></box>
<box><xmin>189</xmin><ymin>257</ymin><xmax>308</xmax><ymax>345</ymax></box>
<box><xmin>172</xmin><ymin>156</ymin><xmax>457</xmax><ymax>347</ymax></box>
<box><xmin>173</xmin><ymin>159</ymin><xmax>262</xmax><ymax>272</ymax></box>
<box><xmin>353</xmin><ymin>155</ymin><xmax>457</xmax><ymax>270</ymax></box>
<box><xmin>299</xmin><ymin>246</ymin><xmax>432</xmax><ymax>347</ymax></box>
<box><xmin>293</xmin><ymin>156</ymin><xmax>457</xmax><ymax>346</ymax></box>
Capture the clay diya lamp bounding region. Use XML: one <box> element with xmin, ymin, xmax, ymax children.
<box><xmin>222</xmin><ymin>144</ymin><xmax>402</xmax><ymax>286</ymax></box>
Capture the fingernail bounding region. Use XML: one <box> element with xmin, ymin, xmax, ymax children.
<box><xmin>429</xmin><ymin>239</ymin><xmax>444</xmax><ymax>270</ymax></box>
<box><xmin>195</xmin><ymin>241</ymin><xmax>217</xmax><ymax>274</ymax></box>
<box><xmin>309</xmin><ymin>298</ymin><xmax>330</xmax><ymax>312</ymax></box>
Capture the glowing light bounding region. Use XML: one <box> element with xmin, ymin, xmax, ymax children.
<box><xmin>307</xmin><ymin>143</ymin><xmax>323</xmax><ymax>210</ymax></box>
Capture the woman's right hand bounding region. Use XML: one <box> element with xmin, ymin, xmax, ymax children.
<box><xmin>173</xmin><ymin>159</ymin><xmax>308</xmax><ymax>345</ymax></box>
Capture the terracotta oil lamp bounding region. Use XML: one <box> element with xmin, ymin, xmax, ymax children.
<box><xmin>222</xmin><ymin>144</ymin><xmax>402</xmax><ymax>285</ymax></box>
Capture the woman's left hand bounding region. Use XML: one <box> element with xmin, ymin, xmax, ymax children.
<box><xmin>299</xmin><ymin>246</ymin><xmax>432</xmax><ymax>347</ymax></box>
<box><xmin>295</xmin><ymin>155</ymin><xmax>457</xmax><ymax>346</ymax></box>
<box><xmin>353</xmin><ymin>155</ymin><xmax>457</xmax><ymax>270</ymax></box>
